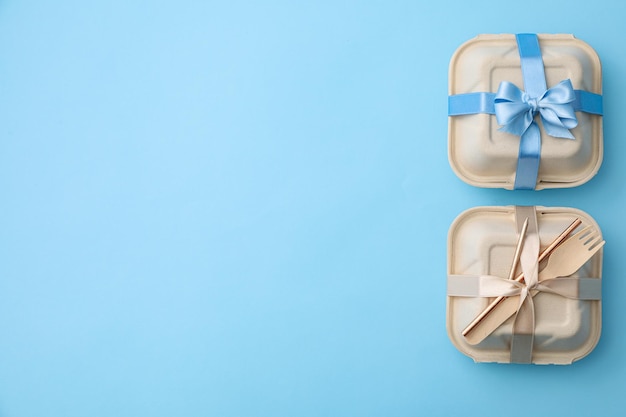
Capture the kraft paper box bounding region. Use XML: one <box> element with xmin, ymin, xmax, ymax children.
<box><xmin>446</xmin><ymin>206</ymin><xmax>603</xmax><ymax>364</ymax></box>
<box><xmin>448</xmin><ymin>34</ymin><xmax>603</xmax><ymax>190</ymax></box>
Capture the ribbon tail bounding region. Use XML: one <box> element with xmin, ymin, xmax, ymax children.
<box><xmin>514</xmin><ymin>122</ymin><xmax>541</xmax><ymax>190</ymax></box>
<box><xmin>510</xmin><ymin>295</ymin><xmax>535</xmax><ymax>364</ymax></box>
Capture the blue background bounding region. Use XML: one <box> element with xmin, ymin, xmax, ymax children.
<box><xmin>0</xmin><ymin>1</ymin><xmax>624</xmax><ymax>416</ymax></box>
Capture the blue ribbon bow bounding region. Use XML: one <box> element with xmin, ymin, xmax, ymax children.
<box><xmin>494</xmin><ymin>79</ymin><xmax>578</xmax><ymax>139</ymax></box>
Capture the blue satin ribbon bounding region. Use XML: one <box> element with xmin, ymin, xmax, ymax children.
<box><xmin>448</xmin><ymin>90</ymin><xmax>603</xmax><ymax>116</ymax></box>
<box><xmin>448</xmin><ymin>34</ymin><xmax>604</xmax><ymax>190</ymax></box>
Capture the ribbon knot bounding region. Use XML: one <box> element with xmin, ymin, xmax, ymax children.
<box><xmin>523</xmin><ymin>93</ymin><xmax>538</xmax><ymax>113</ymax></box>
<box><xmin>494</xmin><ymin>79</ymin><xmax>578</xmax><ymax>139</ymax></box>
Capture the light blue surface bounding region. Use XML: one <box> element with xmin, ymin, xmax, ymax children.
<box><xmin>0</xmin><ymin>1</ymin><xmax>625</xmax><ymax>416</ymax></box>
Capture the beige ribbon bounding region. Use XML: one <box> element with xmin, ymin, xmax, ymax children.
<box><xmin>447</xmin><ymin>275</ymin><xmax>601</xmax><ymax>300</ymax></box>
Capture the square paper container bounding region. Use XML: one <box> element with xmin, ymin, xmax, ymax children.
<box><xmin>448</xmin><ymin>34</ymin><xmax>603</xmax><ymax>189</ymax></box>
<box><xmin>447</xmin><ymin>206</ymin><xmax>603</xmax><ymax>364</ymax></box>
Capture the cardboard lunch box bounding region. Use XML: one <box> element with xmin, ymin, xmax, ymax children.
<box><xmin>446</xmin><ymin>206</ymin><xmax>603</xmax><ymax>364</ymax></box>
<box><xmin>448</xmin><ymin>34</ymin><xmax>603</xmax><ymax>190</ymax></box>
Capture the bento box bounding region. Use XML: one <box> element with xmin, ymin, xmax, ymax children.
<box><xmin>446</xmin><ymin>206</ymin><xmax>603</xmax><ymax>364</ymax></box>
<box><xmin>448</xmin><ymin>34</ymin><xmax>603</xmax><ymax>190</ymax></box>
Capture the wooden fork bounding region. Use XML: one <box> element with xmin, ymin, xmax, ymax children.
<box><xmin>463</xmin><ymin>225</ymin><xmax>604</xmax><ymax>345</ymax></box>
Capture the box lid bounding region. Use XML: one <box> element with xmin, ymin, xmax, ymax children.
<box><xmin>448</xmin><ymin>34</ymin><xmax>603</xmax><ymax>190</ymax></box>
<box><xmin>446</xmin><ymin>206</ymin><xmax>602</xmax><ymax>364</ymax></box>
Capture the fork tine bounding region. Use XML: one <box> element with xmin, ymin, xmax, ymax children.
<box><xmin>582</xmin><ymin>229</ymin><xmax>600</xmax><ymax>241</ymax></box>
<box><xmin>578</xmin><ymin>228</ymin><xmax>600</xmax><ymax>245</ymax></box>
<box><xmin>587</xmin><ymin>239</ymin><xmax>605</xmax><ymax>255</ymax></box>
<box><xmin>573</xmin><ymin>225</ymin><xmax>594</xmax><ymax>240</ymax></box>
<box><xmin>584</xmin><ymin>234</ymin><xmax>603</xmax><ymax>249</ymax></box>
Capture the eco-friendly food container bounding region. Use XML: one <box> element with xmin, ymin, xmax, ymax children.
<box><xmin>446</xmin><ymin>206</ymin><xmax>603</xmax><ymax>364</ymax></box>
<box><xmin>448</xmin><ymin>34</ymin><xmax>603</xmax><ymax>190</ymax></box>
